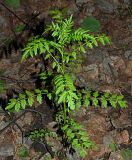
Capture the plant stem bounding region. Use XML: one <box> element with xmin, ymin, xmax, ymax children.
<box><xmin>63</xmin><ymin>102</ymin><xmax>67</xmax><ymax>124</ymax></box>
<box><xmin>0</xmin><ymin>2</ymin><xmax>27</xmax><ymax>25</ymax></box>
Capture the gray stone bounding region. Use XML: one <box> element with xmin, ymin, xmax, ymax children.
<box><xmin>123</xmin><ymin>0</ymin><xmax>131</xmax><ymax>4</ymax></box>
<box><xmin>83</xmin><ymin>64</ymin><xmax>98</xmax><ymax>72</ymax></box>
<box><xmin>0</xmin><ymin>32</ymin><xmax>7</xmax><ymax>41</ymax></box>
<box><xmin>128</xmin><ymin>23</ymin><xmax>132</xmax><ymax>31</ymax></box>
<box><xmin>111</xmin><ymin>111</ymin><xmax>131</xmax><ymax>129</ymax></box>
<box><xmin>0</xmin><ymin>143</ymin><xmax>14</xmax><ymax>157</ymax></box>
<box><xmin>24</xmin><ymin>138</ymin><xmax>34</xmax><ymax>147</ymax></box>
<box><xmin>96</xmin><ymin>0</ymin><xmax>118</xmax><ymax>13</ymax></box>
<box><xmin>68</xmin><ymin>3</ymin><xmax>79</xmax><ymax>15</ymax></box>
<box><xmin>0</xmin><ymin>16</ymin><xmax>7</xmax><ymax>27</ymax></box>
<box><xmin>109</xmin><ymin>151</ymin><xmax>124</xmax><ymax>160</ymax></box>
<box><xmin>17</xmin><ymin>112</ymin><xmax>33</xmax><ymax>129</ymax></box>
<box><xmin>0</xmin><ymin>121</ymin><xmax>7</xmax><ymax>130</ymax></box>
<box><xmin>86</xmin><ymin>49</ymin><xmax>109</xmax><ymax>63</ymax></box>
<box><xmin>0</xmin><ymin>16</ymin><xmax>8</xmax><ymax>42</ymax></box>
<box><xmin>103</xmin><ymin>134</ymin><xmax>114</xmax><ymax>147</ymax></box>
<box><xmin>66</xmin><ymin>148</ymin><xmax>80</xmax><ymax>160</ymax></box>
<box><xmin>75</xmin><ymin>0</ymin><xmax>89</xmax><ymax>7</ymax></box>
<box><xmin>82</xmin><ymin>64</ymin><xmax>99</xmax><ymax>80</ymax></box>
<box><xmin>85</xmin><ymin>2</ymin><xmax>95</xmax><ymax>16</ymax></box>
<box><xmin>103</xmin><ymin>57</ymin><xmax>118</xmax><ymax>77</ymax></box>
<box><xmin>125</xmin><ymin>50</ymin><xmax>132</xmax><ymax>60</ymax></box>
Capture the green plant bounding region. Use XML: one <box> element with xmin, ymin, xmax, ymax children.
<box><xmin>81</xmin><ymin>16</ymin><xmax>101</xmax><ymax>32</ymax></box>
<box><xmin>18</xmin><ymin>145</ymin><xmax>28</xmax><ymax>158</ymax></box>
<box><xmin>109</xmin><ymin>142</ymin><xmax>118</xmax><ymax>152</ymax></box>
<box><xmin>5</xmin><ymin>0</ymin><xmax>20</xmax><ymax>8</ymax></box>
<box><xmin>6</xmin><ymin>89</ymin><xmax>44</xmax><ymax>112</ymax></box>
<box><xmin>5</xmin><ymin>10</ymin><xmax>127</xmax><ymax>158</ymax></box>
<box><xmin>61</xmin><ymin>118</ymin><xmax>94</xmax><ymax>157</ymax></box>
<box><xmin>28</xmin><ymin>129</ymin><xmax>57</xmax><ymax>141</ymax></box>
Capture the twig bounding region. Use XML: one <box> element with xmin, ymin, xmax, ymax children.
<box><xmin>43</xmin><ymin>139</ymin><xmax>54</xmax><ymax>158</ymax></box>
<box><xmin>0</xmin><ymin>1</ymin><xmax>27</xmax><ymax>25</ymax></box>
<box><xmin>0</xmin><ymin>111</ymin><xmax>26</xmax><ymax>134</ymax></box>
<box><xmin>35</xmin><ymin>140</ymin><xmax>54</xmax><ymax>158</ymax></box>
<box><xmin>0</xmin><ymin>108</ymin><xmax>24</xmax><ymax>143</ymax></box>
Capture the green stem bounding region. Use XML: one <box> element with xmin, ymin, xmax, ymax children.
<box><xmin>63</xmin><ymin>102</ymin><xmax>67</xmax><ymax>124</ymax></box>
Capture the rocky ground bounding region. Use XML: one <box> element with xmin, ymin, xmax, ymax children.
<box><xmin>0</xmin><ymin>0</ymin><xmax>132</xmax><ymax>160</ymax></box>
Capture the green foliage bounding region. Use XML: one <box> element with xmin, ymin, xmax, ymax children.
<box><xmin>109</xmin><ymin>142</ymin><xmax>117</xmax><ymax>152</ymax></box>
<box><xmin>22</xmin><ymin>16</ymin><xmax>110</xmax><ymax>64</ymax></box>
<box><xmin>18</xmin><ymin>145</ymin><xmax>28</xmax><ymax>158</ymax></box>
<box><xmin>5</xmin><ymin>0</ymin><xmax>20</xmax><ymax>8</ymax></box>
<box><xmin>61</xmin><ymin>118</ymin><xmax>93</xmax><ymax>158</ymax></box>
<box><xmin>121</xmin><ymin>149</ymin><xmax>132</xmax><ymax>160</ymax></box>
<box><xmin>6</xmin><ymin>89</ymin><xmax>44</xmax><ymax>112</ymax></box>
<box><xmin>54</xmin><ymin>74</ymin><xmax>78</xmax><ymax>110</ymax></box>
<box><xmin>28</xmin><ymin>129</ymin><xmax>57</xmax><ymax>141</ymax></box>
<box><xmin>81</xmin><ymin>16</ymin><xmax>101</xmax><ymax>32</ymax></box>
<box><xmin>76</xmin><ymin>90</ymin><xmax>127</xmax><ymax>109</ymax></box>
<box><xmin>6</xmin><ymin>10</ymin><xmax>128</xmax><ymax>159</ymax></box>
<box><xmin>48</xmin><ymin>9</ymin><xmax>65</xmax><ymax>22</ymax></box>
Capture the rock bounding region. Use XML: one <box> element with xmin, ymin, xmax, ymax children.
<box><xmin>81</xmin><ymin>2</ymin><xmax>95</xmax><ymax>16</ymax></box>
<box><xmin>84</xmin><ymin>114</ymin><xmax>107</xmax><ymax>143</ymax></box>
<box><xmin>82</xmin><ymin>64</ymin><xmax>99</xmax><ymax>79</ymax></box>
<box><xmin>0</xmin><ymin>13</ymin><xmax>10</xmax><ymax>46</ymax></box>
<box><xmin>73</xmin><ymin>107</ymin><xmax>87</xmax><ymax>119</ymax></box>
<box><xmin>110</xmin><ymin>56</ymin><xmax>126</xmax><ymax>71</ymax></box>
<box><xmin>24</xmin><ymin>138</ymin><xmax>33</xmax><ymax>147</ymax></box>
<box><xmin>103</xmin><ymin>134</ymin><xmax>115</xmax><ymax>148</ymax></box>
<box><xmin>17</xmin><ymin>112</ymin><xmax>33</xmax><ymax>129</ymax></box>
<box><xmin>127</xmin><ymin>18</ymin><xmax>132</xmax><ymax>31</ymax></box>
<box><xmin>46</xmin><ymin>121</ymin><xmax>58</xmax><ymax>131</ymax></box>
<box><xmin>0</xmin><ymin>32</ymin><xmax>7</xmax><ymax>42</ymax></box>
<box><xmin>123</xmin><ymin>0</ymin><xmax>131</xmax><ymax>4</ymax></box>
<box><xmin>0</xmin><ymin>59</ymin><xmax>11</xmax><ymax>71</ymax></box>
<box><xmin>0</xmin><ymin>16</ymin><xmax>7</xmax><ymax>28</ymax></box>
<box><xmin>86</xmin><ymin>144</ymin><xmax>111</xmax><ymax>160</ymax></box>
<box><xmin>46</xmin><ymin>136</ymin><xmax>62</xmax><ymax>152</ymax></box>
<box><xmin>121</xmin><ymin>130</ymin><xmax>129</xmax><ymax>144</ymax></box>
<box><xmin>103</xmin><ymin>130</ymin><xmax>123</xmax><ymax>146</ymax></box>
<box><xmin>86</xmin><ymin>48</ymin><xmax>109</xmax><ymax>64</ymax></box>
<box><xmin>75</xmin><ymin>0</ymin><xmax>89</xmax><ymax>7</ymax></box>
<box><xmin>67</xmin><ymin>1</ymin><xmax>79</xmax><ymax>14</ymax></box>
<box><xmin>103</xmin><ymin>57</ymin><xmax>118</xmax><ymax>77</ymax></box>
<box><xmin>111</xmin><ymin>110</ymin><xmax>131</xmax><ymax>129</ymax></box>
<box><xmin>109</xmin><ymin>151</ymin><xmax>124</xmax><ymax>160</ymax></box>
<box><xmin>125</xmin><ymin>50</ymin><xmax>132</xmax><ymax>60</ymax></box>
<box><xmin>95</xmin><ymin>0</ymin><xmax>118</xmax><ymax>13</ymax></box>
<box><xmin>66</xmin><ymin>148</ymin><xmax>80</xmax><ymax>160</ymax></box>
<box><xmin>0</xmin><ymin>120</ymin><xmax>8</xmax><ymax>132</ymax></box>
<box><xmin>0</xmin><ymin>142</ymin><xmax>14</xmax><ymax>157</ymax></box>
<box><xmin>128</xmin><ymin>23</ymin><xmax>132</xmax><ymax>31</ymax></box>
<box><xmin>125</xmin><ymin>61</ymin><xmax>132</xmax><ymax>78</ymax></box>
